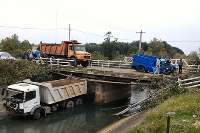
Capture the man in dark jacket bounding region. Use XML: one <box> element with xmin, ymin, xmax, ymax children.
<box><xmin>178</xmin><ymin>59</ymin><xmax>183</xmax><ymax>74</ymax></box>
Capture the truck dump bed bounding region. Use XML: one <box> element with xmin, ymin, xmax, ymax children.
<box><xmin>40</xmin><ymin>43</ymin><xmax>67</xmax><ymax>56</ymax></box>
<box><xmin>39</xmin><ymin>78</ymin><xmax>87</xmax><ymax>105</ymax></box>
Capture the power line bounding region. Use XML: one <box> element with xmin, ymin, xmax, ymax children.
<box><xmin>0</xmin><ymin>25</ymin><xmax>200</xmax><ymax>44</ymax></box>
<box><xmin>0</xmin><ymin>25</ymin><xmax>68</xmax><ymax>31</ymax></box>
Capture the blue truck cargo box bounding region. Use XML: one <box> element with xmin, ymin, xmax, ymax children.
<box><xmin>131</xmin><ymin>54</ymin><xmax>175</xmax><ymax>74</ymax></box>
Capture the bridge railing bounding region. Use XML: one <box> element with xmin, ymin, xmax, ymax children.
<box><xmin>33</xmin><ymin>57</ymin><xmax>199</xmax><ymax>71</ymax></box>
<box><xmin>34</xmin><ymin>58</ymin><xmax>72</xmax><ymax>67</ymax></box>
<box><xmin>178</xmin><ymin>76</ymin><xmax>200</xmax><ymax>88</ymax></box>
<box><xmin>90</xmin><ymin>60</ymin><xmax>131</xmax><ymax>68</ymax></box>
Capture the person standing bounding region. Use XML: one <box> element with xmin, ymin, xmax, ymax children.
<box><xmin>178</xmin><ymin>59</ymin><xmax>183</xmax><ymax>74</ymax></box>
<box><xmin>154</xmin><ymin>58</ymin><xmax>160</xmax><ymax>74</ymax></box>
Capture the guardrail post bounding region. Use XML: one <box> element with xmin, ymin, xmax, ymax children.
<box><xmin>50</xmin><ymin>58</ymin><xmax>52</xmax><ymax>70</ymax></box>
<box><xmin>57</xmin><ymin>59</ymin><xmax>60</xmax><ymax>68</ymax></box>
<box><xmin>108</xmin><ymin>60</ymin><xmax>110</xmax><ymax>68</ymax></box>
<box><xmin>119</xmin><ymin>61</ymin><xmax>121</xmax><ymax>68</ymax></box>
<box><xmin>90</xmin><ymin>60</ymin><xmax>93</xmax><ymax>67</ymax></box>
<box><xmin>98</xmin><ymin>60</ymin><xmax>100</xmax><ymax>67</ymax></box>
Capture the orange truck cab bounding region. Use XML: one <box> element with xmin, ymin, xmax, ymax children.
<box><xmin>39</xmin><ymin>40</ymin><xmax>91</xmax><ymax>67</ymax></box>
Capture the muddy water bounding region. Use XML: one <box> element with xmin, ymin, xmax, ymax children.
<box><xmin>0</xmin><ymin>86</ymin><xmax>149</xmax><ymax>133</ymax></box>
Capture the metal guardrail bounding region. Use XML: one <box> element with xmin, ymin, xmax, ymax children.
<box><xmin>178</xmin><ymin>76</ymin><xmax>200</xmax><ymax>88</ymax></box>
<box><xmin>90</xmin><ymin>60</ymin><xmax>131</xmax><ymax>69</ymax></box>
<box><xmin>34</xmin><ymin>58</ymin><xmax>72</xmax><ymax>68</ymax></box>
<box><xmin>33</xmin><ymin>57</ymin><xmax>199</xmax><ymax>71</ymax></box>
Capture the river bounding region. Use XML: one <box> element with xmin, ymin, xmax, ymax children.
<box><xmin>0</xmin><ymin>86</ymin><xmax>149</xmax><ymax>133</ymax></box>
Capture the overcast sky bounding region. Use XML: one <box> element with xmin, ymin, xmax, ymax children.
<box><xmin>0</xmin><ymin>0</ymin><xmax>200</xmax><ymax>54</ymax></box>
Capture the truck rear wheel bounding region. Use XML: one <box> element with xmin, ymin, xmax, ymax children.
<box><xmin>33</xmin><ymin>109</ymin><xmax>41</xmax><ymax>120</ymax></box>
<box><xmin>66</xmin><ymin>101</ymin><xmax>74</xmax><ymax>108</ymax></box>
<box><xmin>138</xmin><ymin>66</ymin><xmax>145</xmax><ymax>72</ymax></box>
<box><xmin>70</xmin><ymin>58</ymin><xmax>77</xmax><ymax>67</ymax></box>
<box><xmin>81</xmin><ymin>61</ymin><xmax>89</xmax><ymax>67</ymax></box>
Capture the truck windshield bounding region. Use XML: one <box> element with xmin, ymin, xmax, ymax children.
<box><xmin>12</xmin><ymin>93</ymin><xmax>24</xmax><ymax>101</ymax></box>
<box><xmin>5</xmin><ymin>89</ymin><xmax>24</xmax><ymax>102</ymax></box>
<box><xmin>160</xmin><ymin>61</ymin><xmax>170</xmax><ymax>67</ymax></box>
<box><xmin>74</xmin><ymin>45</ymin><xmax>86</xmax><ymax>51</ymax></box>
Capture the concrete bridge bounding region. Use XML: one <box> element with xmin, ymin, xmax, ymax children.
<box><xmin>51</xmin><ymin>68</ymin><xmax>154</xmax><ymax>105</ymax></box>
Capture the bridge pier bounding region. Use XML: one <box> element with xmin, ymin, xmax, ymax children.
<box><xmin>88</xmin><ymin>80</ymin><xmax>132</xmax><ymax>105</ymax></box>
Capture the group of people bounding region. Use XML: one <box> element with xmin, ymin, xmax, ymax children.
<box><xmin>154</xmin><ymin>58</ymin><xmax>183</xmax><ymax>75</ymax></box>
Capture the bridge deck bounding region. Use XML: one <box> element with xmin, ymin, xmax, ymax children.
<box><xmin>52</xmin><ymin>67</ymin><xmax>154</xmax><ymax>84</ymax></box>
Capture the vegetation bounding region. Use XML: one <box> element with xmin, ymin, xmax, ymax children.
<box><xmin>130</xmin><ymin>92</ymin><xmax>200</xmax><ymax>133</ymax></box>
<box><xmin>0</xmin><ymin>33</ymin><xmax>185</xmax><ymax>60</ymax></box>
<box><xmin>86</xmin><ymin>33</ymin><xmax>185</xmax><ymax>60</ymax></box>
<box><xmin>186</xmin><ymin>50</ymin><xmax>200</xmax><ymax>65</ymax></box>
<box><xmin>0</xmin><ymin>60</ymin><xmax>51</xmax><ymax>86</ymax></box>
<box><xmin>0</xmin><ymin>34</ymin><xmax>33</xmax><ymax>58</ymax></box>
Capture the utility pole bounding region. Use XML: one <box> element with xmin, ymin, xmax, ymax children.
<box><xmin>136</xmin><ymin>30</ymin><xmax>145</xmax><ymax>53</ymax></box>
<box><xmin>69</xmin><ymin>24</ymin><xmax>71</xmax><ymax>41</ymax></box>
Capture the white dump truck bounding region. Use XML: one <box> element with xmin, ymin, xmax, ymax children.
<box><xmin>3</xmin><ymin>78</ymin><xmax>87</xmax><ymax>119</ymax></box>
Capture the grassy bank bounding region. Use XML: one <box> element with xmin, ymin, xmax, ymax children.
<box><xmin>130</xmin><ymin>92</ymin><xmax>200</xmax><ymax>133</ymax></box>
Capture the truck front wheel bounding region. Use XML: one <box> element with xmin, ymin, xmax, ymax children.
<box><xmin>75</xmin><ymin>98</ymin><xmax>83</xmax><ymax>105</ymax></box>
<box><xmin>33</xmin><ymin>109</ymin><xmax>41</xmax><ymax>120</ymax></box>
<box><xmin>81</xmin><ymin>61</ymin><xmax>89</xmax><ymax>67</ymax></box>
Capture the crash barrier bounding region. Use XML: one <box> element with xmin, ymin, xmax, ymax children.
<box><xmin>90</xmin><ymin>60</ymin><xmax>131</xmax><ymax>69</ymax></box>
<box><xmin>32</xmin><ymin>57</ymin><xmax>199</xmax><ymax>70</ymax></box>
<box><xmin>34</xmin><ymin>58</ymin><xmax>72</xmax><ymax>68</ymax></box>
<box><xmin>178</xmin><ymin>76</ymin><xmax>200</xmax><ymax>89</ymax></box>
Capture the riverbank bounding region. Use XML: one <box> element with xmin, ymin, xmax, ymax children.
<box><xmin>97</xmin><ymin>112</ymin><xmax>146</xmax><ymax>133</ymax></box>
<box><xmin>129</xmin><ymin>91</ymin><xmax>200</xmax><ymax>133</ymax></box>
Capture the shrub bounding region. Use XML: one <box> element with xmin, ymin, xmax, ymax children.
<box><xmin>0</xmin><ymin>60</ymin><xmax>51</xmax><ymax>86</ymax></box>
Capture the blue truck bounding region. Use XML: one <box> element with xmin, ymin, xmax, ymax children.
<box><xmin>131</xmin><ymin>54</ymin><xmax>176</xmax><ymax>74</ymax></box>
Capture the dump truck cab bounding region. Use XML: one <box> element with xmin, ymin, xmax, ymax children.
<box><xmin>4</xmin><ymin>83</ymin><xmax>40</xmax><ymax>115</ymax></box>
<box><xmin>67</xmin><ymin>40</ymin><xmax>91</xmax><ymax>66</ymax></box>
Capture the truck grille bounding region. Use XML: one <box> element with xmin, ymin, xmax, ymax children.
<box><xmin>84</xmin><ymin>56</ymin><xmax>90</xmax><ymax>59</ymax></box>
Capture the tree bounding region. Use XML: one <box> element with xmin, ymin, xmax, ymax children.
<box><xmin>0</xmin><ymin>34</ymin><xmax>32</xmax><ymax>58</ymax></box>
<box><xmin>85</xmin><ymin>36</ymin><xmax>185</xmax><ymax>60</ymax></box>
<box><xmin>187</xmin><ymin>51</ymin><xmax>200</xmax><ymax>65</ymax></box>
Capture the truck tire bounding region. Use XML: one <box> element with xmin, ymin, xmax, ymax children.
<box><xmin>81</xmin><ymin>61</ymin><xmax>89</xmax><ymax>67</ymax></box>
<box><xmin>75</xmin><ymin>98</ymin><xmax>83</xmax><ymax>105</ymax></box>
<box><xmin>33</xmin><ymin>109</ymin><xmax>41</xmax><ymax>120</ymax></box>
<box><xmin>70</xmin><ymin>58</ymin><xmax>77</xmax><ymax>67</ymax></box>
<box><xmin>66</xmin><ymin>101</ymin><xmax>74</xmax><ymax>108</ymax></box>
<box><xmin>138</xmin><ymin>66</ymin><xmax>145</xmax><ymax>72</ymax></box>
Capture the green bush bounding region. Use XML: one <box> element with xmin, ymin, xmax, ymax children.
<box><xmin>0</xmin><ymin>60</ymin><xmax>51</xmax><ymax>86</ymax></box>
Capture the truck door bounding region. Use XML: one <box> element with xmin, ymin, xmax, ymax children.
<box><xmin>23</xmin><ymin>91</ymin><xmax>39</xmax><ymax>113</ymax></box>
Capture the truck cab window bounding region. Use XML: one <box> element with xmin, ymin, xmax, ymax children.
<box><xmin>69</xmin><ymin>46</ymin><xmax>73</xmax><ymax>50</ymax></box>
<box><xmin>25</xmin><ymin>91</ymin><xmax>36</xmax><ymax>101</ymax></box>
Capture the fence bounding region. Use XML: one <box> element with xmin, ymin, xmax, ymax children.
<box><xmin>90</xmin><ymin>60</ymin><xmax>131</xmax><ymax>69</ymax></box>
<box><xmin>178</xmin><ymin>76</ymin><xmax>200</xmax><ymax>89</ymax></box>
<box><xmin>33</xmin><ymin>57</ymin><xmax>199</xmax><ymax>71</ymax></box>
<box><xmin>34</xmin><ymin>58</ymin><xmax>72</xmax><ymax>68</ymax></box>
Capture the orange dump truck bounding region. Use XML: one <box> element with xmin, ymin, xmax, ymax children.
<box><xmin>39</xmin><ymin>40</ymin><xmax>91</xmax><ymax>67</ymax></box>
